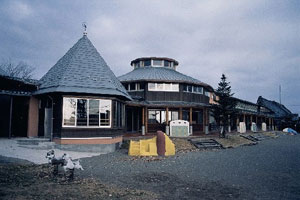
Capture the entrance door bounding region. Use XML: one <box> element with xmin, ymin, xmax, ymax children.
<box><xmin>11</xmin><ymin>96</ymin><xmax>29</xmax><ymax>137</ymax></box>
<box><xmin>0</xmin><ymin>95</ymin><xmax>11</xmax><ymax>137</ymax></box>
<box><xmin>44</xmin><ymin>108</ymin><xmax>52</xmax><ymax>138</ymax></box>
<box><xmin>126</xmin><ymin>107</ymin><xmax>142</xmax><ymax>133</ymax></box>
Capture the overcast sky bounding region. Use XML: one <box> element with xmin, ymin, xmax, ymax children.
<box><xmin>0</xmin><ymin>0</ymin><xmax>299</xmax><ymax>114</ymax></box>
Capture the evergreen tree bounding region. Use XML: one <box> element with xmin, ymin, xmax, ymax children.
<box><xmin>212</xmin><ymin>74</ymin><xmax>236</xmax><ymax>138</ymax></box>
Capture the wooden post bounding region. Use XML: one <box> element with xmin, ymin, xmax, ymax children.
<box><xmin>236</xmin><ymin>115</ymin><xmax>239</xmax><ymax>127</ymax></box>
<box><xmin>189</xmin><ymin>107</ymin><xmax>193</xmax><ymax>124</ymax></box>
<box><xmin>179</xmin><ymin>107</ymin><xmax>183</xmax><ymax>120</ymax></box>
<box><xmin>142</xmin><ymin>107</ymin><xmax>145</xmax><ymax>126</ymax></box>
<box><xmin>166</xmin><ymin>107</ymin><xmax>169</xmax><ymax>125</ymax></box>
<box><xmin>243</xmin><ymin>114</ymin><xmax>246</xmax><ymax>122</ymax></box>
<box><xmin>250</xmin><ymin>115</ymin><xmax>253</xmax><ymax>124</ymax></box>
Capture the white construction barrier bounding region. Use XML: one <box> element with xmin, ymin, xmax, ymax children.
<box><xmin>170</xmin><ymin>120</ymin><xmax>190</xmax><ymax>137</ymax></box>
<box><xmin>251</xmin><ymin>122</ymin><xmax>257</xmax><ymax>132</ymax></box>
<box><xmin>239</xmin><ymin>122</ymin><xmax>246</xmax><ymax>133</ymax></box>
<box><xmin>262</xmin><ymin>122</ymin><xmax>267</xmax><ymax>131</ymax></box>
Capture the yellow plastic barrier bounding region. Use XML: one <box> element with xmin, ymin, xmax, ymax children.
<box><xmin>128</xmin><ymin>140</ymin><xmax>141</xmax><ymax>156</ymax></box>
<box><xmin>128</xmin><ymin>134</ymin><xmax>175</xmax><ymax>156</ymax></box>
<box><xmin>164</xmin><ymin>134</ymin><xmax>175</xmax><ymax>156</ymax></box>
<box><xmin>128</xmin><ymin>137</ymin><xmax>158</xmax><ymax>156</ymax></box>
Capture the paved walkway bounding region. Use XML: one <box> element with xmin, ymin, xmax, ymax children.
<box><xmin>0</xmin><ymin>138</ymin><xmax>100</xmax><ymax>164</ymax></box>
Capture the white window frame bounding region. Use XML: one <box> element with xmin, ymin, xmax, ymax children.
<box><xmin>148</xmin><ymin>83</ymin><xmax>179</xmax><ymax>92</ymax></box>
<box><xmin>152</xmin><ymin>59</ymin><xmax>163</xmax><ymax>67</ymax></box>
<box><xmin>128</xmin><ymin>83</ymin><xmax>144</xmax><ymax>91</ymax></box>
<box><xmin>62</xmin><ymin>97</ymin><xmax>112</xmax><ymax>128</ymax></box>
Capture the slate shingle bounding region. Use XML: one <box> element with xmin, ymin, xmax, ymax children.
<box><xmin>118</xmin><ymin>66</ymin><xmax>212</xmax><ymax>89</ymax></box>
<box><xmin>36</xmin><ymin>35</ymin><xmax>131</xmax><ymax>100</ymax></box>
<box><xmin>257</xmin><ymin>96</ymin><xmax>293</xmax><ymax>118</ymax></box>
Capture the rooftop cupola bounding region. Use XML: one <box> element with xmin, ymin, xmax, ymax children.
<box><xmin>130</xmin><ymin>57</ymin><xmax>179</xmax><ymax>70</ymax></box>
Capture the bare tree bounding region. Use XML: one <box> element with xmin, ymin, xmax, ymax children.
<box><xmin>0</xmin><ymin>58</ymin><xmax>35</xmax><ymax>79</ymax></box>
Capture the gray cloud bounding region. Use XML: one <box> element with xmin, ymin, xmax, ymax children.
<box><xmin>0</xmin><ymin>0</ymin><xmax>299</xmax><ymax>114</ymax></box>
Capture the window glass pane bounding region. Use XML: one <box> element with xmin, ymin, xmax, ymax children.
<box><xmin>155</xmin><ymin>111</ymin><xmax>161</xmax><ymax>123</ymax></box>
<box><xmin>144</xmin><ymin>60</ymin><xmax>151</xmax><ymax>66</ymax></box>
<box><xmin>164</xmin><ymin>60</ymin><xmax>170</xmax><ymax>67</ymax></box>
<box><xmin>198</xmin><ymin>87</ymin><xmax>203</xmax><ymax>94</ymax></box>
<box><xmin>89</xmin><ymin>99</ymin><xmax>99</xmax><ymax>126</ymax></box>
<box><xmin>153</xmin><ymin>60</ymin><xmax>162</xmax><ymax>66</ymax></box>
<box><xmin>171</xmin><ymin>111</ymin><xmax>179</xmax><ymax>121</ymax></box>
<box><xmin>183</xmin><ymin>85</ymin><xmax>188</xmax><ymax>92</ymax></box>
<box><xmin>172</xmin><ymin>84</ymin><xmax>179</xmax><ymax>91</ymax></box>
<box><xmin>182</xmin><ymin>110</ymin><xmax>189</xmax><ymax>121</ymax></box>
<box><xmin>161</xmin><ymin>111</ymin><xmax>166</xmax><ymax>123</ymax></box>
<box><xmin>148</xmin><ymin>110</ymin><xmax>158</xmax><ymax>124</ymax></box>
<box><xmin>100</xmin><ymin>100</ymin><xmax>111</xmax><ymax>126</ymax></box>
<box><xmin>139</xmin><ymin>83</ymin><xmax>145</xmax><ymax>90</ymax></box>
<box><xmin>77</xmin><ymin>99</ymin><xmax>87</xmax><ymax>126</ymax></box>
<box><xmin>148</xmin><ymin>110</ymin><xmax>162</xmax><ymax>124</ymax></box>
<box><xmin>129</xmin><ymin>83</ymin><xmax>136</xmax><ymax>91</ymax></box>
<box><xmin>164</xmin><ymin>83</ymin><xmax>171</xmax><ymax>91</ymax></box>
<box><xmin>157</xmin><ymin>83</ymin><xmax>164</xmax><ymax>90</ymax></box>
<box><xmin>188</xmin><ymin>85</ymin><xmax>192</xmax><ymax>92</ymax></box>
<box><xmin>192</xmin><ymin>110</ymin><xmax>203</xmax><ymax>124</ymax></box>
<box><xmin>148</xmin><ymin>83</ymin><xmax>155</xmax><ymax>91</ymax></box>
<box><xmin>63</xmin><ymin>98</ymin><xmax>76</xmax><ymax>126</ymax></box>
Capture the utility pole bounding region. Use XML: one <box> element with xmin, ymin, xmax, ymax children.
<box><xmin>279</xmin><ymin>85</ymin><xmax>281</xmax><ymax>104</ymax></box>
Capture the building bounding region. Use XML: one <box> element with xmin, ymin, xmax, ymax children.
<box><xmin>33</xmin><ymin>34</ymin><xmax>131</xmax><ymax>151</ymax></box>
<box><xmin>118</xmin><ymin>57</ymin><xmax>214</xmax><ymax>135</ymax></box>
<box><xmin>257</xmin><ymin>96</ymin><xmax>298</xmax><ymax>130</ymax></box>
<box><xmin>230</xmin><ymin>97</ymin><xmax>274</xmax><ymax>131</ymax></box>
<box><xmin>0</xmin><ymin>72</ymin><xmax>38</xmax><ymax>138</ymax></box>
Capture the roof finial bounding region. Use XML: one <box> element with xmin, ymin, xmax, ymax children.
<box><xmin>82</xmin><ymin>22</ymin><xmax>87</xmax><ymax>35</ymax></box>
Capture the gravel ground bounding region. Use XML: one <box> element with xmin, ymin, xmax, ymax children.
<box><xmin>79</xmin><ymin>134</ymin><xmax>300</xmax><ymax>199</ymax></box>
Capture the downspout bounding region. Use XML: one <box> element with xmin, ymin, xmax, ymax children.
<box><xmin>47</xmin><ymin>95</ymin><xmax>54</xmax><ymax>141</ymax></box>
<box><xmin>8</xmin><ymin>96</ymin><xmax>13</xmax><ymax>139</ymax></box>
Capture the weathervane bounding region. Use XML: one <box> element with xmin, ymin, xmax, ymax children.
<box><xmin>82</xmin><ymin>22</ymin><xmax>87</xmax><ymax>35</ymax></box>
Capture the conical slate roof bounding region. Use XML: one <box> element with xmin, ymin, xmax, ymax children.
<box><xmin>36</xmin><ymin>35</ymin><xmax>131</xmax><ymax>100</ymax></box>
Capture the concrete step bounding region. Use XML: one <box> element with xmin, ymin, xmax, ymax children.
<box><xmin>190</xmin><ymin>139</ymin><xmax>224</xmax><ymax>150</ymax></box>
<box><xmin>17</xmin><ymin>138</ymin><xmax>51</xmax><ymax>146</ymax></box>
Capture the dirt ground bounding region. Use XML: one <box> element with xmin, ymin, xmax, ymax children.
<box><xmin>0</xmin><ymin>163</ymin><xmax>157</xmax><ymax>200</ymax></box>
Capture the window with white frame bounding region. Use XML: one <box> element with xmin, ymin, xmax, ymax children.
<box><xmin>183</xmin><ymin>84</ymin><xmax>203</xmax><ymax>94</ymax></box>
<box><xmin>153</xmin><ymin>59</ymin><xmax>163</xmax><ymax>66</ymax></box>
<box><xmin>125</xmin><ymin>83</ymin><xmax>145</xmax><ymax>91</ymax></box>
<box><xmin>63</xmin><ymin>97</ymin><xmax>111</xmax><ymax>128</ymax></box>
<box><xmin>148</xmin><ymin>83</ymin><xmax>179</xmax><ymax>92</ymax></box>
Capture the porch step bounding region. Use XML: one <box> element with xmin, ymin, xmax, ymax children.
<box><xmin>240</xmin><ymin>133</ymin><xmax>273</xmax><ymax>142</ymax></box>
<box><xmin>189</xmin><ymin>139</ymin><xmax>224</xmax><ymax>150</ymax></box>
<box><xmin>17</xmin><ymin>138</ymin><xmax>51</xmax><ymax>146</ymax></box>
<box><xmin>240</xmin><ymin>135</ymin><xmax>259</xmax><ymax>142</ymax></box>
